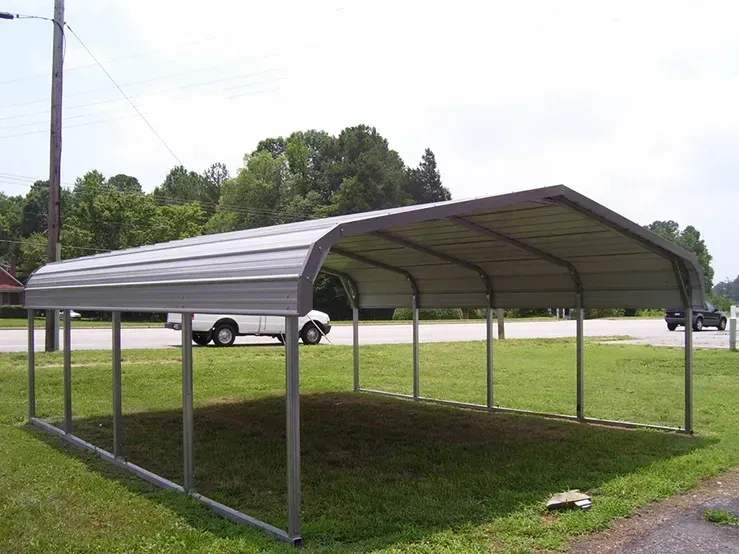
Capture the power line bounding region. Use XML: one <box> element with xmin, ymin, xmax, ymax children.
<box><xmin>0</xmin><ymin>85</ymin><xmax>282</xmax><ymax>139</ymax></box>
<box><xmin>63</xmin><ymin>23</ymin><xmax>183</xmax><ymax>166</ymax></box>
<box><xmin>0</xmin><ymin>238</ymin><xmax>110</xmax><ymax>253</ymax></box>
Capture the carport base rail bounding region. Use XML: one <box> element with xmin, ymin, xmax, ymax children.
<box><xmin>357</xmin><ymin>388</ymin><xmax>685</xmax><ymax>433</ymax></box>
<box><xmin>28</xmin><ymin>417</ymin><xmax>302</xmax><ymax>547</ymax></box>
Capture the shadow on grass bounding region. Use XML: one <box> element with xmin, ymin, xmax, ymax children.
<box><xmin>30</xmin><ymin>392</ymin><xmax>711</xmax><ymax>550</ymax></box>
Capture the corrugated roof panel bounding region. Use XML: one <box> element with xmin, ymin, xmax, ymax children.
<box><xmin>24</xmin><ymin>186</ymin><xmax>706</xmax><ymax>313</ymax></box>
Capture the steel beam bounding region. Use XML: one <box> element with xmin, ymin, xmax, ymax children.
<box><xmin>28</xmin><ymin>310</ymin><xmax>35</xmax><ymax>420</ymax></box>
<box><xmin>320</xmin><ymin>268</ymin><xmax>359</xmax><ymax>309</ymax></box>
<box><xmin>63</xmin><ymin>309</ymin><xmax>72</xmax><ymax>433</ymax></box>
<box><xmin>486</xmin><ymin>307</ymin><xmax>494</xmax><ymax>407</ymax></box>
<box><xmin>357</xmin><ymin>389</ymin><xmax>684</xmax><ymax>432</ymax></box>
<box><xmin>285</xmin><ymin>316</ymin><xmax>301</xmax><ymax>541</ymax></box>
<box><xmin>353</xmin><ymin>307</ymin><xmax>360</xmax><ymax>391</ymax></box>
<box><xmin>450</xmin><ymin>215</ymin><xmax>583</xmax><ymax>295</ymax></box>
<box><xmin>576</xmin><ymin>295</ymin><xmax>585</xmax><ymax>421</ymax></box>
<box><xmin>684</xmin><ymin>306</ymin><xmax>694</xmax><ymax>433</ymax></box>
<box><xmin>182</xmin><ymin>313</ymin><xmax>194</xmax><ymax>492</ymax></box>
<box><xmin>112</xmin><ymin>312</ymin><xmax>123</xmax><ymax>458</ymax></box>
<box><xmin>412</xmin><ymin>295</ymin><xmax>420</xmax><ymax>399</ymax></box>
<box><xmin>372</xmin><ymin>230</ymin><xmax>493</xmax><ymax>302</ymax></box>
<box><xmin>331</xmin><ymin>246</ymin><xmax>419</xmax><ymax>297</ymax></box>
<box><xmin>29</xmin><ymin>417</ymin><xmax>301</xmax><ymax>546</ymax></box>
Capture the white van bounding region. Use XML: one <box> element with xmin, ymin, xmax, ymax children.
<box><xmin>165</xmin><ymin>310</ymin><xmax>331</xmax><ymax>347</ymax></box>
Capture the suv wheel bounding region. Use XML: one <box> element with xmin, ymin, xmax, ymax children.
<box><xmin>301</xmin><ymin>323</ymin><xmax>322</xmax><ymax>345</ymax></box>
<box><xmin>693</xmin><ymin>317</ymin><xmax>703</xmax><ymax>332</ymax></box>
<box><xmin>667</xmin><ymin>323</ymin><xmax>677</xmax><ymax>331</ymax></box>
<box><xmin>213</xmin><ymin>323</ymin><xmax>236</xmax><ymax>347</ymax></box>
<box><xmin>719</xmin><ymin>317</ymin><xmax>727</xmax><ymax>331</ymax></box>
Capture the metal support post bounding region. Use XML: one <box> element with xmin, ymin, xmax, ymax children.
<box><xmin>63</xmin><ymin>309</ymin><xmax>72</xmax><ymax>433</ymax></box>
<box><xmin>730</xmin><ymin>306</ymin><xmax>737</xmax><ymax>352</ymax></box>
<box><xmin>112</xmin><ymin>312</ymin><xmax>123</xmax><ymax>458</ymax></box>
<box><xmin>486</xmin><ymin>306</ymin><xmax>494</xmax><ymax>408</ymax></box>
<box><xmin>28</xmin><ymin>310</ymin><xmax>36</xmax><ymax>419</ymax></box>
<box><xmin>285</xmin><ymin>316</ymin><xmax>302</xmax><ymax>541</ymax></box>
<box><xmin>684</xmin><ymin>306</ymin><xmax>694</xmax><ymax>433</ymax></box>
<box><xmin>353</xmin><ymin>307</ymin><xmax>360</xmax><ymax>391</ymax></box>
<box><xmin>496</xmin><ymin>308</ymin><xmax>505</xmax><ymax>340</ymax></box>
<box><xmin>182</xmin><ymin>313</ymin><xmax>194</xmax><ymax>492</ymax></box>
<box><xmin>412</xmin><ymin>296</ymin><xmax>420</xmax><ymax>399</ymax></box>
<box><xmin>576</xmin><ymin>297</ymin><xmax>585</xmax><ymax>421</ymax></box>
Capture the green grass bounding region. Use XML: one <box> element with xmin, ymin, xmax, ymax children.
<box><xmin>0</xmin><ymin>340</ymin><xmax>737</xmax><ymax>553</ymax></box>
<box><xmin>0</xmin><ymin>318</ymin><xmax>161</xmax><ymax>329</ymax></box>
<box><xmin>704</xmin><ymin>509</ymin><xmax>739</xmax><ymax>525</ymax></box>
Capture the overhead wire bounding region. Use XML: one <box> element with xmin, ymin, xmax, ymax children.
<box><xmin>63</xmin><ymin>22</ymin><xmax>184</xmax><ymax>166</ymax></box>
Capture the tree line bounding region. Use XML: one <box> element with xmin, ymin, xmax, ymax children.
<box><xmin>0</xmin><ymin>125</ymin><xmax>449</xmax><ymax>319</ymax></box>
<box><xmin>0</xmin><ymin>123</ymin><xmax>732</xmax><ymax>318</ymax></box>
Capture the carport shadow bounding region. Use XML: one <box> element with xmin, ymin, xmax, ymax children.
<box><xmin>33</xmin><ymin>393</ymin><xmax>711</xmax><ymax>550</ymax></box>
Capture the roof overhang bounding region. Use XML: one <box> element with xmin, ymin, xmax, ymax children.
<box><xmin>24</xmin><ymin>186</ymin><xmax>705</xmax><ymax>315</ymax></box>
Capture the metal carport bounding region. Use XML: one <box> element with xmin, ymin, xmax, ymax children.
<box><xmin>23</xmin><ymin>185</ymin><xmax>704</xmax><ymax>546</ymax></box>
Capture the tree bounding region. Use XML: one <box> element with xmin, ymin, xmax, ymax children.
<box><xmin>405</xmin><ymin>148</ymin><xmax>451</xmax><ymax>204</ymax></box>
<box><xmin>646</xmin><ymin>220</ymin><xmax>715</xmax><ymax>288</ymax></box>
<box><xmin>714</xmin><ymin>276</ymin><xmax>739</xmax><ymax>302</ymax></box>
<box><xmin>326</xmin><ymin>125</ymin><xmax>410</xmax><ymax>215</ymax></box>
<box><xmin>107</xmin><ymin>174</ymin><xmax>142</xmax><ymax>194</ymax></box>
<box><xmin>153</xmin><ymin>165</ymin><xmax>218</xmax><ymax>212</ymax></box>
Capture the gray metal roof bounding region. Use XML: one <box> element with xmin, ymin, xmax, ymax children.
<box><xmin>24</xmin><ymin>185</ymin><xmax>705</xmax><ymax>315</ymax></box>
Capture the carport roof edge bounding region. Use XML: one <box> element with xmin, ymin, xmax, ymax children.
<box><xmin>23</xmin><ymin>185</ymin><xmax>705</xmax><ymax>314</ymax></box>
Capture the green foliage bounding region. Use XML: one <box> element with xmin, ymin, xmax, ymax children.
<box><xmin>585</xmin><ymin>308</ymin><xmax>626</xmax><ymax>319</ymax></box>
<box><xmin>405</xmin><ymin>148</ymin><xmax>451</xmax><ymax>204</ymax></box>
<box><xmin>704</xmin><ymin>509</ymin><xmax>739</xmax><ymax>525</ymax></box>
<box><xmin>707</xmin><ymin>292</ymin><xmax>733</xmax><ymax>312</ymax></box>
<box><xmin>714</xmin><ymin>275</ymin><xmax>739</xmax><ymax>302</ymax></box>
<box><xmin>646</xmin><ymin>220</ymin><xmax>715</xmax><ymax>288</ymax></box>
<box><xmin>506</xmin><ymin>308</ymin><xmax>552</xmax><ymax>318</ymax></box>
<box><xmin>392</xmin><ymin>307</ymin><xmax>464</xmax><ymax>320</ymax></box>
<box><xmin>635</xmin><ymin>308</ymin><xmax>665</xmax><ymax>317</ymax></box>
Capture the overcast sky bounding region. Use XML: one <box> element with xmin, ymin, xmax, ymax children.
<box><xmin>1</xmin><ymin>1</ymin><xmax>737</xmax><ymax>281</ymax></box>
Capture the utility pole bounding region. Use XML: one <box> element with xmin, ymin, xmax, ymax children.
<box><xmin>45</xmin><ymin>0</ymin><xmax>64</xmax><ymax>352</ymax></box>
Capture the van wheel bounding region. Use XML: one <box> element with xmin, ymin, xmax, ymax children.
<box><xmin>213</xmin><ymin>323</ymin><xmax>236</xmax><ymax>347</ymax></box>
<box><xmin>300</xmin><ymin>323</ymin><xmax>322</xmax><ymax>345</ymax></box>
<box><xmin>192</xmin><ymin>332</ymin><xmax>211</xmax><ymax>346</ymax></box>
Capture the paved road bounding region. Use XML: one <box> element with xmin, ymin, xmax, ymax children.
<box><xmin>0</xmin><ymin>319</ymin><xmax>731</xmax><ymax>352</ymax></box>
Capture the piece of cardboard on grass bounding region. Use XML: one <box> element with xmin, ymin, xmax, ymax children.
<box><xmin>547</xmin><ymin>489</ymin><xmax>592</xmax><ymax>511</ymax></box>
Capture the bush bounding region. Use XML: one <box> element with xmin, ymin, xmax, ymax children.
<box><xmin>392</xmin><ymin>308</ymin><xmax>464</xmax><ymax>321</ymax></box>
<box><xmin>506</xmin><ymin>308</ymin><xmax>552</xmax><ymax>318</ymax></box>
<box><xmin>635</xmin><ymin>308</ymin><xmax>664</xmax><ymax>317</ymax></box>
<box><xmin>0</xmin><ymin>306</ymin><xmax>27</xmax><ymax>318</ymax></box>
<box><xmin>461</xmin><ymin>308</ymin><xmax>487</xmax><ymax>319</ymax></box>
<box><xmin>584</xmin><ymin>308</ymin><xmax>625</xmax><ymax>319</ymax></box>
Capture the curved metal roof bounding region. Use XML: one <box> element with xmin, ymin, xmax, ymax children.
<box><xmin>24</xmin><ymin>185</ymin><xmax>705</xmax><ymax>315</ymax></box>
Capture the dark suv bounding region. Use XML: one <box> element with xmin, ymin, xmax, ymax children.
<box><xmin>665</xmin><ymin>301</ymin><xmax>728</xmax><ymax>332</ymax></box>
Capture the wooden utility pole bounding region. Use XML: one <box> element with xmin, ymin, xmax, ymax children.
<box><xmin>45</xmin><ymin>0</ymin><xmax>64</xmax><ymax>352</ymax></box>
<box><xmin>496</xmin><ymin>308</ymin><xmax>505</xmax><ymax>340</ymax></box>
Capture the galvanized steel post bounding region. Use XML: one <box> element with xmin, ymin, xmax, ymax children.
<box><xmin>63</xmin><ymin>309</ymin><xmax>72</xmax><ymax>433</ymax></box>
<box><xmin>285</xmin><ymin>316</ymin><xmax>301</xmax><ymax>540</ymax></box>
<box><xmin>730</xmin><ymin>305</ymin><xmax>737</xmax><ymax>352</ymax></box>
<box><xmin>684</xmin><ymin>306</ymin><xmax>694</xmax><ymax>433</ymax></box>
<box><xmin>576</xmin><ymin>297</ymin><xmax>585</xmax><ymax>421</ymax></box>
<box><xmin>112</xmin><ymin>312</ymin><xmax>123</xmax><ymax>458</ymax></box>
<box><xmin>353</xmin><ymin>307</ymin><xmax>360</xmax><ymax>391</ymax></box>
<box><xmin>28</xmin><ymin>310</ymin><xmax>35</xmax><ymax>420</ymax></box>
<box><xmin>486</xmin><ymin>306</ymin><xmax>494</xmax><ymax>408</ymax></box>
<box><xmin>412</xmin><ymin>295</ymin><xmax>420</xmax><ymax>399</ymax></box>
<box><xmin>182</xmin><ymin>313</ymin><xmax>194</xmax><ymax>492</ymax></box>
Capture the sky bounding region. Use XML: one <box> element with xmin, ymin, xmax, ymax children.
<box><xmin>0</xmin><ymin>1</ymin><xmax>737</xmax><ymax>282</ymax></box>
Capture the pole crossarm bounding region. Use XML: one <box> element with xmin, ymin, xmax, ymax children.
<box><xmin>371</xmin><ymin>230</ymin><xmax>494</xmax><ymax>303</ymax></box>
<box><xmin>450</xmin><ymin>216</ymin><xmax>583</xmax><ymax>295</ymax></box>
<box><xmin>330</xmin><ymin>246</ymin><xmax>420</xmax><ymax>298</ymax></box>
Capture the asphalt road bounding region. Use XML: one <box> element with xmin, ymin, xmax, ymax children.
<box><xmin>0</xmin><ymin>319</ymin><xmax>731</xmax><ymax>352</ymax></box>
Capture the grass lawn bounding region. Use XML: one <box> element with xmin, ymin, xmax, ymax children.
<box><xmin>0</xmin><ymin>340</ymin><xmax>737</xmax><ymax>553</ymax></box>
<box><xmin>0</xmin><ymin>318</ymin><xmax>162</xmax><ymax>329</ymax></box>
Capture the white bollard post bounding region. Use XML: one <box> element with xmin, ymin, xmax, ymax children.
<box><xmin>730</xmin><ymin>306</ymin><xmax>737</xmax><ymax>352</ymax></box>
